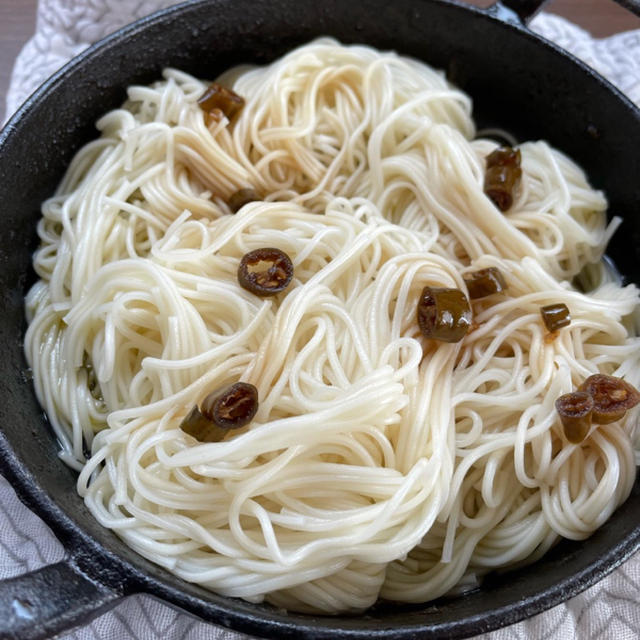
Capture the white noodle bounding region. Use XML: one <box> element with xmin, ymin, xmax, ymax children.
<box><xmin>24</xmin><ymin>39</ymin><xmax>640</xmax><ymax>613</ymax></box>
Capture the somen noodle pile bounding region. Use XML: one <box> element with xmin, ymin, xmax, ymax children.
<box><xmin>25</xmin><ymin>40</ymin><xmax>640</xmax><ymax>613</ymax></box>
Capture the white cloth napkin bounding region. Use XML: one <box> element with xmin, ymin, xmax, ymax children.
<box><xmin>2</xmin><ymin>2</ymin><xmax>640</xmax><ymax>639</ymax></box>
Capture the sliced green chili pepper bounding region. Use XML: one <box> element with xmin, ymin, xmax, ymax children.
<box><xmin>540</xmin><ymin>303</ymin><xmax>571</xmax><ymax>332</ymax></box>
<box><xmin>198</xmin><ymin>83</ymin><xmax>245</xmax><ymax>120</ymax></box>
<box><xmin>180</xmin><ymin>382</ymin><xmax>259</xmax><ymax>442</ymax></box>
<box><xmin>486</xmin><ymin>147</ymin><xmax>521</xmax><ymax>169</ymax></box>
<box><xmin>484</xmin><ymin>146</ymin><xmax>522</xmax><ymax>212</ymax></box>
<box><xmin>417</xmin><ymin>286</ymin><xmax>471</xmax><ymax>343</ymax></box>
<box><xmin>555</xmin><ymin>391</ymin><xmax>593</xmax><ymax>443</ymax></box>
<box><xmin>180</xmin><ymin>405</ymin><xmax>229</xmax><ymax>443</ymax></box>
<box><xmin>228</xmin><ymin>188</ymin><xmax>259</xmax><ymax>213</ymax></box>
<box><xmin>238</xmin><ymin>248</ymin><xmax>294</xmax><ymax>296</ymax></box>
<box><xmin>578</xmin><ymin>374</ymin><xmax>640</xmax><ymax>424</ymax></box>
<box><xmin>201</xmin><ymin>382</ymin><xmax>259</xmax><ymax>430</ymax></box>
<box><xmin>463</xmin><ymin>267</ymin><xmax>507</xmax><ymax>299</ymax></box>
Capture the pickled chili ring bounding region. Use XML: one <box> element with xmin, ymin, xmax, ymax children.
<box><xmin>179</xmin><ymin>405</ymin><xmax>229</xmax><ymax>443</ymax></box>
<box><xmin>485</xmin><ymin>187</ymin><xmax>512</xmax><ymax>212</ymax></box>
<box><xmin>197</xmin><ymin>83</ymin><xmax>245</xmax><ymax>120</ymax></box>
<box><xmin>540</xmin><ymin>303</ymin><xmax>571</xmax><ymax>332</ymax></box>
<box><xmin>484</xmin><ymin>164</ymin><xmax>522</xmax><ymax>212</ymax></box>
<box><xmin>228</xmin><ymin>188</ymin><xmax>259</xmax><ymax>213</ymax></box>
<box><xmin>179</xmin><ymin>382</ymin><xmax>259</xmax><ymax>442</ymax></box>
<box><xmin>486</xmin><ymin>146</ymin><xmax>521</xmax><ymax>169</ymax></box>
<box><xmin>417</xmin><ymin>286</ymin><xmax>471</xmax><ymax>343</ymax></box>
<box><xmin>484</xmin><ymin>145</ymin><xmax>522</xmax><ymax>212</ymax></box>
<box><xmin>201</xmin><ymin>382</ymin><xmax>259</xmax><ymax>430</ymax></box>
<box><xmin>238</xmin><ymin>248</ymin><xmax>294</xmax><ymax>296</ymax></box>
<box><xmin>463</xmin><ymin>267</ymin><xmax>507</xmax><ymax>299</ymax></box>
<box><xmin>555</xmin><ymin>391</ymin><xmax>594</xmax><ymax>443</ymax></box>
<box><xmin>578</xmin><ymin>374</ymin><xmax>640</xmax><ymax>424</ymax></box>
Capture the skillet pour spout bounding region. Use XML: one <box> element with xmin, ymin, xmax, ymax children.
<box><xmin>1</xmin><ymin>1</ymin><xmax>640</xmax><ymax>638</ymax></box>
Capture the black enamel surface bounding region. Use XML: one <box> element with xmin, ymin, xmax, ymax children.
<box><xmin>0</xmin><ymin>1</ymin><xmax>639</xmax><ymax>638</ymax></box>
<box><xmin>0</xmin><ymin>561</ymin><xmax>121</xmax><ymax>640</ymax></box>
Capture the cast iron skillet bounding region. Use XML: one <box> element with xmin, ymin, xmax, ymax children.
<box><xmin>1</xmin><ymin>0</ymin><xmax>640</xmax><ymax>638</ymax></box>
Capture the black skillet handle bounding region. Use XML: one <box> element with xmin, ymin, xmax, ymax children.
<box><xmin>0</xmin><ymin>558</ymin><xmax>121</xmax><ymax>640</ymax></box>
<box><xmin>499</xmin><ymin>0</ymin><xmax>551</xmax><ymax>23</ymax></box>
<box><xmin>494</xmin><ymin>0</ymin><xmax>640</xmax><ymax>24</ymax></box>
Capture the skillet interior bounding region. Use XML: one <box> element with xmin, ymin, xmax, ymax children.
<box><xmin>1</xmin><ymin>1</ymin><xmax>639</xmax><ymax>637</ymax></box>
